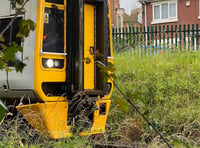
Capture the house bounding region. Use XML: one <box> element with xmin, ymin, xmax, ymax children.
<box><xmin>130</xmin><ymin>8</ymin><xmax>142</xmax><ymax>28</ymax></box>
<box><xmin>138</xmin><ymin>0</ymin><xmax>200</xmax><ymax>50</ymax></box>
<box><xmin>109</xmin><ymin>0</ymin><xmax>120</xmax><ymax>27</ymax></box>
<box><xmin>140</xmin><ymin>0</ymin><xmax>200</xmax><ymax>27</ymax></box>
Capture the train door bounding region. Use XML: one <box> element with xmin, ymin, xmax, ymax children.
<box><xmin>66</xmin><ymin>0</ymin><xmax>109</xmax><ymax>95</ymax></box>
<box><xmin>84</xmin><ymin>4</ymin><xmax>95</xmax><ymax>90</ymax></box>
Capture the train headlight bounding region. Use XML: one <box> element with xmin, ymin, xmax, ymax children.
<box><xmin>54</xmin><ymin>60</ymin><xmax>60</xmax><ymax>67</ymax></box>
<box><xmin>42</xmin><ymin>58</ymin><xmax>65</xmax><ymax>69</ymax></box>
<box><xmin>46</xmin><ymin>59</ymin><xmax>54</xmax><ymax>68</ymax></box>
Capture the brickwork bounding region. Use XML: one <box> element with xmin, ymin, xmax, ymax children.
<box><xmin>109</xmin><ymin>0</ymin><xmax>120</xmax><ymax>27</ymax></box>
<box><xmin>142</xmin><ymin>0</ymin><xmax>200</xmax><ymax>28</ymax></box>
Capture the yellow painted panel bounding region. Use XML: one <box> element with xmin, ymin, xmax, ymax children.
<box><xmin>84</xmin><ymin>4</ymin><xmax>94</xmax><ymax>90</ymax></box>
<box><xmin>34</xmin><ymin>0</ymin><xmax>66</xmax><ymax>101</ymax></box>
<box><xmin>16</xmin><ymin>102</ymin><xmax>72</xmax><ymax>139</ymax></box>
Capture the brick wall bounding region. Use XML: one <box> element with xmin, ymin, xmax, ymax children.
<box><xmin>142</xmin><ymin>0</ymin><xmax>200</xmax><ymax>28</ymax></box>
<box><xmin>109</xmin><ymin>0</ymin><xmax>120</xmax><ymax>27</ymax></box>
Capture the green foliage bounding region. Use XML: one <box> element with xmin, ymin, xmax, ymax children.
<box><xmin>97</xmin><ymin>62</ymin><xmax>116</xmax><ymax>82</ymax></box>
<box><xmin>0</xmin><ymin>0</ymin><xmax>35</xmax><ymax>72</ymax></box>
<box><xmin>17</xmin><ymin>19</ymin><xmax>35</xmax><ymax>40</ymax></box>
<box><xmin>106</xmin><ymin>50</ymin><xmax>200</xmax><ymax>147</ymax></box>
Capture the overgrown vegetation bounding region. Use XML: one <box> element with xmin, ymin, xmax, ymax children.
<box><xmin>106</xmin><ymin>49</ymin><xmax>200</xmax><ymax>147</ymax></box>
<box><xmin>2</xmin><ymin>49</ymin><xmax>200</xmax><ymax>147</ymax></box>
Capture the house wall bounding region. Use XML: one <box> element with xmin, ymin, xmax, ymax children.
<box><xmin>109</xmin><ymin>0</ymin><xmax>120</xmax><ymax>27</ymax></box>
<box><xmin>142</xmin><ymin>0</ymin><xmax>200</xmax><ymax>28</ymax></box>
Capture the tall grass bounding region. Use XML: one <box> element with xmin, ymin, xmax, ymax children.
<box><xmin>106</xmin><ymin>50</ymin><xmax>200</xmax><ymax>147</ymax></box>
<box><xmin>2</xmin><ymin>49</ymin><xmax>200</xmax><ymax>147</ymax></box>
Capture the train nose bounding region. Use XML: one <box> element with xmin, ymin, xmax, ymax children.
<box><xmin>16</xmin><ymin>102</ymin><xmax>72</xmax><ymax>139</ymax></box>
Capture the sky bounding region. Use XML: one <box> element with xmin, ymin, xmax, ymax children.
<box><xmin>119</xmin><ymin>0</ymin><xmax>141</xmax><ymax>14</ymax></box>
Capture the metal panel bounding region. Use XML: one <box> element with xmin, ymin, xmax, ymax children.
<box><xmin>7</xmin><ymin>0</ymin><xmax>37</xmax><ymax>91</ymax></box>
<box><xmin>0</xmin><ymin>71</ymin><xmax>8</xmax><ymax>94</ymax></box>
<box><xmin>0</xmin><ymin>0</ymin><xmax>11</xmax><ymax>17</ymax></box>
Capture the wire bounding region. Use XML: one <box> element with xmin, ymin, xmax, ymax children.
<box><xmin>96</xmin><ymin>61</ymin><xmax>172</xmax><ymax>148</ymax></box>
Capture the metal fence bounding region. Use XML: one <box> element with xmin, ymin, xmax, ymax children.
<box><xmin>112</xmin><ymin>24</ymin><xmax>200</xmax><ymax>52</ymax></box>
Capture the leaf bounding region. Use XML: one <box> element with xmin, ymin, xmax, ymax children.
<box><xmin>18</xmin><ymin>19</ymin><xmax>35</xmax><ymax>39</ymax></box>
<box><xmin>17</xmin><ymin>0</ymin><xmax>24</xmax><ymax>5</ymax></box>
<box><xmin>14</xmin><ymin>58</ymin><xmax>26</xmax><ymax>73</ymax></box>
<box><xmin>113</xmin><ymin>98</ymin><xmax>130</xmax><ymax>113</ymax></box>
<box><xmin>97</xmin><ymin>62</ymin><xmax>116</xmax><ymax>82</ymax></box>
<box><xmin>0</xmin><ymin>60</ymin><xmax>3</xmax><ymax>70</ymax></box>
<box><xmin>171</xmin><ymin>140</ymin><xmax>191</xmax><ymax>148</ymax></box>
<box><xmin>0</xmin><ymin>36</ymin><xmax>5</xmax><ymax>42</ymax></box>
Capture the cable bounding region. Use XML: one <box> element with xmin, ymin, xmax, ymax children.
<box><xmin>96</xmin><ymin>61</ymin><xmax>172</xmax><ymax>148</ymax></box>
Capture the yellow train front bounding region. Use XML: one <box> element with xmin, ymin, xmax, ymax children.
<box><xmin>0</xmin><ymin>0</ymin><xmax>113</xmax><ymax>139</ymax></box>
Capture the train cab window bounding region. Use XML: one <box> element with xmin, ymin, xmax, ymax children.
<box><xmin>43</xmin><ymin>7</ymin><xmax>64</xmax><ymax>53</ymax></box>
<box><xmin>45</xmin><ymin>0</ymin><xmax>64</xmax><ymax>5</ymax></box>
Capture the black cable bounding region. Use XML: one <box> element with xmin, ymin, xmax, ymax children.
<box><xmin>96</xmin><ymin>61</ymin><xmax>172</xmax><ymax>148</ymax></box>
<box><xmin>110</xmin><ymin>78</ymin><xmax>172</xmax><ymax>148</ymax></box>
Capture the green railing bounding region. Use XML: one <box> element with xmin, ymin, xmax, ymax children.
<box><xmin>112</xmin><ymin>24</ymin><xmax>200</xmax><ymax>53</ymax></box>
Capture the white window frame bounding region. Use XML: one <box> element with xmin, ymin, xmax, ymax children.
<box><xmin>152</xmin><ymin>0</ymin><xmax>178</xmax><ymax>24</ymax></box>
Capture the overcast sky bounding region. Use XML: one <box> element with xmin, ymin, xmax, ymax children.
<box><xmin>119</xmin><ymin>0</ymin><xmax>141</xmax><ymax>14</ymax></box>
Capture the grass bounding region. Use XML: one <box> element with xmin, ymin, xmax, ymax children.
<box><xmin>1</xmin><ymin>49</ymin><xmax>200</xmax><ymax>147</ymax></box>
<box><xmin>106</xmin><ymin>49</ymin><xmax>200</xmax><ymax>147</ymax></box>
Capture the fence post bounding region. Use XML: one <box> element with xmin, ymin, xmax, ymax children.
<box><xmin>179</xmin><ymin>24</ymin><xmax>182</xmax><ymax>51</ymax></box>
<box><xmin>167</xmin><ymin>25</ymin><xmax>169</xmax><ymax>50</ymax></box>
<box><xmin>119</xmin><ymin>27</ymin><xmax>121</xmax><ymax>50</ymax></box>
<box><xmin>188</xmin><ymin>24</ymin><xmax>190</xmax><ymax>50</ymax></box>
<box><xmin>133</xmin><ymin>27</ymin><xmax>135</xmax><ymax>49</ymax></box>
<box><xmin>115</xmin><ymin>28</ymin><xmax>118</xmax><ymax>50</ymax></box>
<box><xmin>159</xmin><ymin>25</ymin><xmax>161</xmax><ymax>50</ymax></box>
<box><xmin>196</xmin><ymin>24</ymin><xmax>199</xmax><ymax>50</ymax></box>
<box><xmin>129</xmin><ymin>27</ymin><xmax>132</xmax><ymax>47</ymax></box>
<box><xmin>184</xmin><ymin>24</ymin><xmax>186</xmax><ymax>50</ymax></box>
<box><xmin>175</xmin><ymin>25</ymin><xmax>177</xmax><ymax>48</ymax></box>
<box><xmin>112</xmin><ymin>28</ymin><xmax>114</xmax><ymax>50</ymax></box>
<box><xmin>140</xmin><ymin>26</ymin><xmax>142</xmax><ymax>48</ymax></box>
<box><xmin>171</xmin><ymin>25</ymin><xmax>173</xmax><ymax>50</ymax></box>
<box><xmin>126</xmin><ymin>27</ymin><xmax>128</xmax><ymax>46</ymax></box>
<box><xmin>163</xmin><ymin>25</ymin><xmax>165</xmax><ymax>51</ymax></box>
<box><xmin>192</xmin><ymin>24</ymin><xmax>194</xmax><ymax>50</ymax></box>
<box><xmin>123</xmin><ymin>28</ymin><xmax>125</xmax><ymax>48</ymax></box>
<box><xmin>136</xmin><ymin>27</ymin><xmax>139</xmax><ymax>48</ymax></box>
<box><xmin>151</xmin><ymin>26</ymin><xmax>154</xmax><ymax>52</ymax></box>
<box><xmin>144</xmin><ymin>26</ymin><xmax>146</xmax><ymax>50</ymax></box>
<box><xmin>155</xmin><ymin>26</ymin><xmax>158</xmax><ymax>51</ymax></box>
<box><xmin>147</xmin><ymin>26</ymin><xmax>150</xmax><ymax>48</ymax></box>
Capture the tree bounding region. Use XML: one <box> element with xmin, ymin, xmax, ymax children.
<box><xmin>0</xmin><ymin>0</ymin><xmax>35</xmax><ymax>72</ymax></box>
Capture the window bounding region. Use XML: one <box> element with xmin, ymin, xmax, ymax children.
<box><xmin>161</xmin><ymin>4</ymin><xmax>168</xmax><ymax>19</ymax></box>
<box><xmin>152</xmin><ymin>1</ymin><xmax>177</xmax><ymax>24</ymax></box>
<box><xmin>169</xmin><ymin>3</ymin><xmax>176</xmax><ymax>18</ymax></box>
<box><xmin>154</xmin><ymin>5</ymin><xmax>160</xmax><ymax>19</ymax></box>
<box><xmin>0</xmin><ymin>17</ymin><xmax>22</xmax><ymax>66</ymax></box>
<box><xmin>0</xmin><ymin>17</ymin><xmax>22</xmax><ymax>50</ymax></box>
<box><xmin>43</xmin><ymin>7</ymin><xmax>64</xmax><ymax>53</ymax></box>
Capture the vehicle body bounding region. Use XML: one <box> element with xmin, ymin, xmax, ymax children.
<box><xmin>0</xmin><ymin>0</ymin><xmax>113</xmax><ymax>139</ymax></box>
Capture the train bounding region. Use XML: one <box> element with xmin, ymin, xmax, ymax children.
<box><xmin>0</xmin><ymin>0</ymin><xmax>113</xmax><ymax>139</ymax></box>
